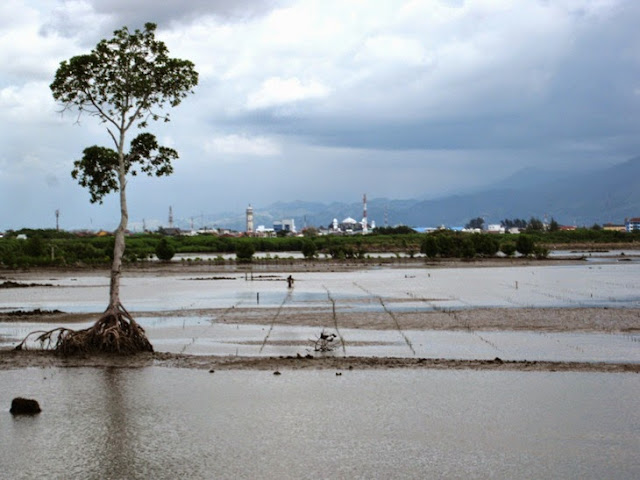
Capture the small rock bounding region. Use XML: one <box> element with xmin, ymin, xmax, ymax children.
<box><xmin>273</xmin><ymin>371</ymin><xmax>281</xmax><ymax>375</ymax></box>
<box><xmin>10</xmin><ymin>397</ymin><xmax>41</xmax><ymax>415</ymax></box>
<box><xmin>208</xmin><ymin>369</ymin><xmax>215</xmax><ymax>373</ymax></box>
<box><xmin>494</xmin><ymin>357</ymin><xmax>504</xmax><ymax>364</ymax></box>
<box><xmin>335</xmin><ymin>372</ymin><xmax>342</xmax><ymax>376</ymax></box>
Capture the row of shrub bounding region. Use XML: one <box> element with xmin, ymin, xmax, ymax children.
<box><xmin>2</xmin><ymin>226</ymin><xmax>637</xmax><ymax>267</ymax></box>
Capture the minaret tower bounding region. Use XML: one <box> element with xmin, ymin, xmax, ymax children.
<box><xmin>246</xmin><ymin>204</ymin><xmax>254</xmax><ymax>235</ymax></box>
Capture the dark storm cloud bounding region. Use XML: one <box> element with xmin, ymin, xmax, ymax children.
<box><xmin>89</xmin><ymin>0</ymin><xmax>285</xmax><ymax>27</ymax></box>
<box><xmin>219</xmin><ymin>0</ymin><xmax>640</xmax><ymax>158</ymax></box>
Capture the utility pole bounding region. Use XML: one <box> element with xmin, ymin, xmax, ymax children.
<box><xmin>55</xmin><ymin>209</ymin><xmax>60</xmax><ymax>231</ymax></box>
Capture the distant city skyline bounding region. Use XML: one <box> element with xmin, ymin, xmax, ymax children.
<box><xmin>2</xmin><ymin>1</ymin><xmax>639</xmax><ymax>230</ymax></box>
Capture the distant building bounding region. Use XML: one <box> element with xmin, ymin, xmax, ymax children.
<box><xmin>340</xmin><ymin>217</ymin><xmax>358</xmax><ymax>233</ymax></box>
<box><xmin>625</xmin><ymin>217</ymin><xmax>640</xmax><ymax>232</ymax></box>
<box><xmin>487</xmin><ymin>224</ymin><xmax>505</xmax><ymax>234</ymax></box>
<box><xmin>255</xmin><ymin>225</ymin><xmax>275</xmax><ymax>237</ymax></box>
<box><xmin>158</xmin><ymin>227</ymin><xmax>182</xmax><ymax>236</ymax></box>
<box><xmin>273</xmin><ymin>219</ymin><xmax>296</xmax><ymax>234</ymax></box>
<box><xmin>603</xmin><ymin>223</ymin><xmax>625</xmax><ymax>232</ymax></box>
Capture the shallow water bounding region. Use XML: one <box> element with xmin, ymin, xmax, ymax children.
<box><xmin>2</xmin><ymin>263</ymin><xmax>640</xmax><ymax>313</ymax></box>
<box><xmin>2</xmin><ymin>318</ymin><xmax>638</xmax><ymax>363</ymax></box>
<box><xmin>2</xmin><ymin>264</ymin><xmax>639</xmax><ymax>361</ymax></box>
<box><xmin>1</xmin><ymin>368</ymin><xmax>638</xmax><ymax>480</ymax></box>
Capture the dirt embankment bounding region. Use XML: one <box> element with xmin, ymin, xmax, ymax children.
<box><xmin>0</xmin><ymin>349</ymin><xmax>638</xmax><ymax>373</ymax></box>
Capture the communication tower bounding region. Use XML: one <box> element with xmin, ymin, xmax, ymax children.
<box><xmin>362</xmin><ymin>194</ymin><xmax>368</xmax><ymax>234</ymax></box>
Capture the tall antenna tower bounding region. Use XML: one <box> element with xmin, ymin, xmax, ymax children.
<box><xmin>384</xmin><ymin>205</ymin><xmax>389</xmax><ymax>227</ymax></box>
<box><xmin>362</xmin><ymin>194</ymin><xmax>367</xmax><ymax>222</ymax></box>
<box><xmin>168</xmin><ymin>206</ymin><xmax>174</xmax><ymax>229</ymax></box>
<box><xmin>55</xmin><ymin>209</ymin><xmax>60</xmax><ymax>231</ymax></box>
<box><xmin>362</xmin><ymin>194</ymin><xmax>368</xmax><ymax>233</ymax></box>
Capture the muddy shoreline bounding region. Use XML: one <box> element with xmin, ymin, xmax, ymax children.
<box><xmin>1</xmin><ymin>349</ymin><xmax>638</xmax><ymax>373</ymax></box>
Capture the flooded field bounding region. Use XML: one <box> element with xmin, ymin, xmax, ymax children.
<box><xmin>1</xmin><ymin>367</ymin><xmax>638</xmax><ymax>479</ymax></box>
<box><xmin>2</xmin><ymin>262</ymin><xmax>640</xmax><ymax>313</ymax></box>
<box><xmin>1</xmin><ymin>262</ymin><xmax>639</xmax><ymax>362</ymax></box>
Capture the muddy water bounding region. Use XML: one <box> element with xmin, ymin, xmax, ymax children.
<box><xmin>2</xmin><ymin>263</ymin><xmax>640</xmax><ymax>313</ymax></box>
<box><xmin>1</xmin><ymin>368</ymin><xmax>638</xmax><ymax>479</ymax></box>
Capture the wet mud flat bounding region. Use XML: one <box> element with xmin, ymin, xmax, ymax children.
<box><xmin>1</xmin><ymin>261</ymin><xmax>639</xmax><ymax>369</ymax></box>
<box><xmin>1</xmin><ymin>349</ymin><xmax>638</xmax><ymax>373</ymax></box>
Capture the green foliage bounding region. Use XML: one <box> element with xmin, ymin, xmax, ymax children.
<box><xmin>4</xmin><ymin>225</ymin><xmax>640</xmax><ymax>269</ymax></box>
<box><xmin>435</xmin><ymin>234</ymin><xmax>459</xmax><ymax>258</ymax></box>
<box><xmin>460</xmin><ymin>237</ymin><xmax>476</xmax><ymax>259</ymax></box>
<box><xmin>373</xmin><ymin>225</ymin><xmax>416</xmax><ymax>235</ymax></box>
<box><xmin>155</xmin><ymin>238</ymin><xmax>175</xmax><ymax>261</ymax></box>
<box><xmin>534</xmin><ymin>245</ymin><xmax>549</xmax><ymax>259</ymax></box>
<box><xmin>548</xmin><ymin>218</ymin><xmax>559</xmax><ymax>232</ymax></box>
<box><xmin>301</xmin><ymin>239</ymin><xmax>318</xmax><ymax>259</ymax></box>
<box><xmin>516</xmin><ymin>235</ymin><xmax>536</xmax><ymax>256</ymax></box>
<box><xmin>470</xmin><ymin>234</ymin><xmax>499</xmax><ymax>257</ymax></box>
<box><xmin>50</xmin><ymin>23</ymin><xmax>198</xmax><ymax>132</ymax></box>
<box><xmin>500</xmin><ymin>242</ymin><xmax>517</xmax><ymax>257</ymax></box>
<box><xmin>420</xmin><ymin>236</ymin><xmax>438</xmax><ymax>258</ymax></box>
<box><xmin>72</xmin><ymin>138</ymin><xmax>178</xmax><ymax>203</ymax></box>
<box><xmin>24</xmin><ymin>236</ymin><xmax>46</xmax><ymax>257</ymax></box>
<box><xmin>235</xmin><ymin>240</ymin><xmax>255</xmax><ymax>263</ymax></box>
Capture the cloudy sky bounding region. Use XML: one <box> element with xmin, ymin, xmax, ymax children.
<box><xmin>1</xmin><ymin>0</ymin><xmax>639</xmax><ymax>230</ymax></box>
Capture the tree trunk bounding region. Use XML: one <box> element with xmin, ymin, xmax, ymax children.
<box><xmin>109</xmin><ymin>132</ymin><xmax>128</xmax><ymax>309</ymax></box>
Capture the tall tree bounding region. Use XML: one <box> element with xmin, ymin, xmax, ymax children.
<box><xmin>40</xmin><ymin>23</ymin><xmax>197</xmax><ymax>354</ymax></box>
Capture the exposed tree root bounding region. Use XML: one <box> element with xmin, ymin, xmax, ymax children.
<box><xmin>14</xmin><ymin>303</ymin><xmax>153</xmax><ymax>355</ymax></box>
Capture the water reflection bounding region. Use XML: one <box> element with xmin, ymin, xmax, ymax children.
<box><xmin>1</xmin><ymin>368</ymin><xmax>638</xmax><ymax>479</ymax></box>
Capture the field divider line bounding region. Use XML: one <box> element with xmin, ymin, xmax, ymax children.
<box><xmin>180</xmin><ymin>300</ymin><xmax>243</xmax><ymax>354</ymax></box>
<box><xmin>404</xmin><ymin>291</ymin><xmax>502</xmax><ymax>353</ymax></box>
<box><xmin>353</xmin><ymin>282</ymin><xmax>415</xmax><ymax>356</ymax></box>
<box><xmin>323</xmin><ymin>286</ymin><xmax>346</xmax><ymax>354</ymax></box>
<box><xmin>258</xmin><ymin>290</ymin><xmax>292</xmax><ymax>353</ymax></box>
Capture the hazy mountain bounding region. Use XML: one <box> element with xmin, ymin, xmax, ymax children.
<box><xmin>174</xmin><ymin>156</ymin><xmax>640</xmax><ymax>231</ymax></box>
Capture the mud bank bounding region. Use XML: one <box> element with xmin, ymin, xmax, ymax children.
<box><xmin>3</xmin><ymin>306</ymin><xmax>639</xmax><ymax>333</ymax></box>
<box><xmin>1</xmin><ymin>349</ymin><xmax>637</xmax><ymax>373</ymax></box>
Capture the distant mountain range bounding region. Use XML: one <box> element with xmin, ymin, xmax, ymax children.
<box><xmin>175</xmin><ymin>156</ymin><xmax>640</xmax><ymax>231</ymax></box>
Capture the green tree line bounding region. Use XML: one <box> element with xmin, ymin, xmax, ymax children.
<box><xmin>1</xmin><ymin>227</ymin><xmax>638</xmax><ymax>267</ymax></box>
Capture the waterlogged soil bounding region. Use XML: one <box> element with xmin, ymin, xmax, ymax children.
<box><xmin>2</xmin><ymin>259</ymin><xmax>639</xmax><ymax>372</ymax></box>
<box><xmin>1</xmin><ymin>349</ymin><xmax>638</xmax><ymax>373</ymax></box>
<box><xmin>2</xmin><ymin>306</ymin><xmax>639</xmax><ymax>332</ymax></box>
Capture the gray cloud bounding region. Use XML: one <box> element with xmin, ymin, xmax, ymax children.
<box><xmin>2</xmin><ymin>0</ymin><xmax>639</xmax><ymax>230</ymax></box>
